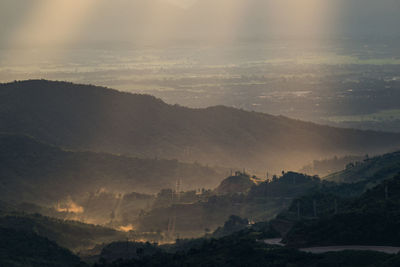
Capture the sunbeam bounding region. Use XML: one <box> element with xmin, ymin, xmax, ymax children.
<box><xmin>5</xmin><ymin>0</ymin><xmax>97</xmax><ymax>66</ymax></box>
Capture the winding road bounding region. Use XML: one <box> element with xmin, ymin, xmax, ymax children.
<box><xmin>263</xmin><ymin>239</ymin><xmax>400</xmax><ymax>254</ymax></box>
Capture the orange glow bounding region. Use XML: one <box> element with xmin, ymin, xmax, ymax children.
<box><xmin>12</xmin><ymin>0</ymin><xmax>95</xmax><ymax>45</ymax></box>
<box><xmin>5</xmin><ymin>0</ymin><xmax>97</xmax><ymax>65</ymax></box>
<box><xmin>56</xmin><ymin>198</ymin><xmax>84</xmax><ymax>214</ymax></box>
<box><xmin>119</xmin><ymin>224</ymin><xmax>136</xmax><ymax>232</ymax></box>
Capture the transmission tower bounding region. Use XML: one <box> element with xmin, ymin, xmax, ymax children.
<box><xmin>167</xmin><ymin>178</ymin><xmax>182</xmax><ymax>240</ymax></box>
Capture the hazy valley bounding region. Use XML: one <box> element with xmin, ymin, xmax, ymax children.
<box><xmin>1</xmin><ymin>0</ymin><xmax>400</xmax><ymax>266</ymax></box>
<box><xmin>0</xmin><ymin>79</ymin><xmax>399</xmax><ymax>266</ymax></box>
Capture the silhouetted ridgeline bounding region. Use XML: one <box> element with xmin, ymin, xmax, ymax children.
<box><xmin>0</xmin><ymin>227</ymin><xmax>84</xmax><ymax>267</ymax></box>
<box><xmin>0</xmin><ymin>211</ymin><xmax>126</xmax><ymax>252</ymax></box>
<box><xmin>136</xmin><ymin>172</ymin><xmax>324</xmax><ymax>236</ymax></box>
<box><xmin>325</xmin><ymin>151</ymin><xmax>400</xmax><ymax>183</ymax></box>
<box><xmin>1</xmin><ymin>80</ymin><xmax>400</xmax><ymax>171</ymax></box>
<box><xmin>299</xmin><ymin>155</ymin><xmax>365</xmax><ymax>177</ymax></box>
<box><xmin>0</xmin><ymin>133</ymin><xmax>220</xmax><ymax>204</ymax></box>
<box><xmin>93</xmin><ymin>237</ymin><xmax>397</xmax><ymax>267</ymax></box>
<box><xmin>284</xmin><ymin>174</ymin><xmax>400</xmax><ymax>247</ymax></box>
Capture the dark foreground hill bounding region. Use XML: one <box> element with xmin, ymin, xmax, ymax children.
<box><xmin>0</xmin><ymin>211</ymin><xmax>126</xmax><ymax>252</ymax></box>
<box><xmin>0</xmin><ymin>134</ymin><xmax>220</xmax><ymax>204</ymax></box>
<box><xmin>284</xmin><ymin>174</ymin><xmax>400</xmax><ymax>247</ymax></box>
<box><xmin>93</xmin><ymin>237</ymin><xmax>397</xmax><ymax>267</ymax></box>
<box><xmin>325</xmin><ymin>151</ymin><xmax>400</xmax><ymax>184</ymax></box>
<box><xmin>136</xmin><ymin>172</ymin><xmax>323</xmax><ymax>237</ymax></box>
<box><xmin>0</xmin><ymin>227</ymin><xmax>84</xmax><ymax>267</ymax></box>
<box><xmin>1</xmin><ymin>80</ymin><xmax>400</xmax><ymax>171</ymax></box>
<box><xmin>267</xmin><ymin>151</ymin><xmax>400</xmax><ymax>246</ymax></box>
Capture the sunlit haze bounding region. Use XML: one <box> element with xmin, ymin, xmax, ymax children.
<box><xmin>0</xmin><ymin>1</ymin><xmax>400</xmax><ymax>264</ymax></box>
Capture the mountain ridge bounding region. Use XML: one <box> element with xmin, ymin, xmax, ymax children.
<box><xmin>0</xmin><ymin>133</ymin><xmax>220</xmax><ymax>205</ymax></box>
<box><xmin>1</xmin><ymin>79</ymin><xmax>400</xmax><ymax>172</ymax></box>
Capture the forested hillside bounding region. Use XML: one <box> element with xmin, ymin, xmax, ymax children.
<box><xmin>285</xmin><ymin>174</ymin><xmax>400</xmax><ymax>247</ymax></box>
<box><xmin>0</xmin><ymin>133</ymin><xmax>220</xmax><ymax>204</ymax></box>
<box><xmin>0</xmin><ymin>227</ymin><xmax>84</xmax><ymax>267</ymax></box>
<box><xmin>1</xmin><ymin>80</ymin><xmax>400</xmax><ymax>171</ymax></box>
<box><xmin>136</xmin><ymin>172</ymin><xmax>323</xmax><ymax>237</ymax></box>
<box><xmin>325</xmin><ymin>151</ymin><xmax>400</xmax><ymax>183</ymax></box>
<box><xmin>0</xmin><ymin>211</ymin><xmax>126</xmax><ymax>252</ymax></box>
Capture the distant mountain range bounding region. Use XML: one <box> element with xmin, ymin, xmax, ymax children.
<box><xmin>1</xmin><ymin>80</ymin><xmax>399</xmax><ymax>172</ymax></box>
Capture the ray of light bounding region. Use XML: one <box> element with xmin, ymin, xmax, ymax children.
<box><xmin>202</xmin><ymin>0</ymin><xmax>248</xmax><ymax>44</ymax></box>
<box><xmin>263</xmin><ymin>0</ymin><xmax>341</xmax><ymax>38</ymax></box>
<box><xmin>162</xmin><ymin>0</ymin><xmax>198</xmax><ymax>9</ymax></box>
<box><xmin>5</xmin><ymin>0</ymin><xmax>97</xmax><ymax>67</ymax></box>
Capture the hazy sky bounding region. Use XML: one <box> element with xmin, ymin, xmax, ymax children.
<box><xmin>1</xmin><ymin>0</ymin><xmax>399</xmax><ymax>49</ymax></box>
